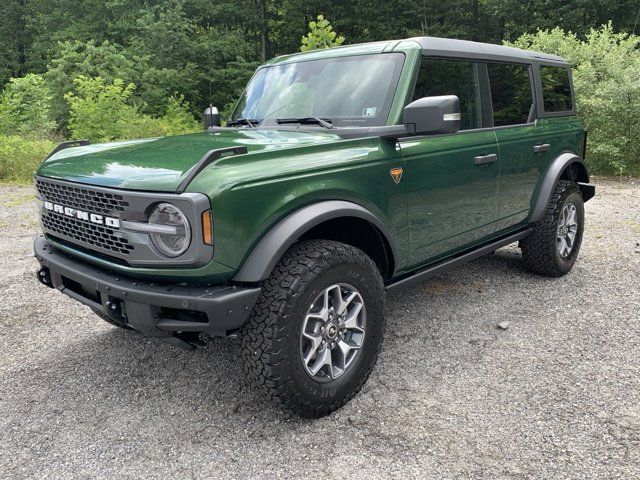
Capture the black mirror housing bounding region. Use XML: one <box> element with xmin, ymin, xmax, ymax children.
<box><xmin>204</xmin><ymin>106</ymin><xmax>221</xmax><ymax>129</ymax></box>
<box><xmin>403</xmin><ymin>95</ymin><xmax>461</xmax><ymax>135</ymax></box>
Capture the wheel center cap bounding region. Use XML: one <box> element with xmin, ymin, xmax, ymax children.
<box><xmin>326</xmin><ymin>324</ymin><xmax>338</xmax><ymax>338</ymax></box>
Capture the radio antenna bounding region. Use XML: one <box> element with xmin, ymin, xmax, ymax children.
<box><xmin>207</xmin><ymin>22</ymin><xmax>213</xmax><ymax>107</ymax></box>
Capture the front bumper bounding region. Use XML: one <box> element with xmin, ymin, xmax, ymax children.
<box><xmin>34</xmin><ymin>236</ymin><xmax>261</xmax><ymax>338</ymax></box>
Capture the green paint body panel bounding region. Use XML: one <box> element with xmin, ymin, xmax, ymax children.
<box><xmin>37</xmin><ymin>130</ymin><xmax>344</xmax><ymax>192</ymax></box>
<box><xmin>35</xmin><ymin>39</ymin><xmax>586</xmax><ymax>285</ymax></box>
<box><xmin>400</xmin><ymin>129</ymin><xmax>499</xmax><ymax>268</ymax></box>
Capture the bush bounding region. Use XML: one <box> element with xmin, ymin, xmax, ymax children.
<box><xmin>509</xmin><ymin>24</ymin><xmax>640</xmax><ymax>175</ymax></box>
<box><xmin>0</xmin><ymin>74</ymin><xmax>56</xmax><ymax>137</ymax></box>
<box><xmin>65</xmin><ymin>76</ymin><xmax>136</xmax><ymax>142</ymax></box>
<box><xmin>0</xmin><ymin>135</ymin><xmax>56</xmax><ymax>183</ymax></box>
<box><xmin>65</xmin><ymin>76</ymin><xmax>199</xmax><ymax>142</ymax></box>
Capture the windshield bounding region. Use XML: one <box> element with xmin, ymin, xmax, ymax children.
<box><xmin>230</xmin><ymin>53</ymin><xmax>405</xmax><ymax>128</ymax></box>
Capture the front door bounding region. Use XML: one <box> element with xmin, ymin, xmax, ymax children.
<box><xmin>400</xmin><ymin>58</ymin><xmax>499</xmax><ymax>268</ymax></box>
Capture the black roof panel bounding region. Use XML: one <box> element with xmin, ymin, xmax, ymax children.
<box><xmin>403</xmin><ymin>36</ymin><xmax>567</xmax><ymax>64</ymax></box>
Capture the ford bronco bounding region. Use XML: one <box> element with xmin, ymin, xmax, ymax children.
<box><xmin>34</xmin><ymin>37</ymin><xmax>595</xmax><ymax>417</ymax></box>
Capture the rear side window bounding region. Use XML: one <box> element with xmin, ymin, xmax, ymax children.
<box><xmin>540</xmin><ymin>66</ymin><xmax>573</xmax><ymax>113</ymax></box>
<box><xmin>487</xmin><ymin>63</ymin><xmax>533</xmax><ymax>126</ymax></box>
<box><xmin>412</xmin><ymin>58</ymin><xmax>482</xmax><ymax>130</ymax></box>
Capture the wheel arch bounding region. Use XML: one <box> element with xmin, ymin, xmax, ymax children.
<box><xmin>232</xmin><ymin>201</ymin><xmax>397</xmax><ymax>283</ymax></box>
<box><xmin>530</xmin><ymin>152</ymin><xmax>594</xmax><ymax>223</ymax></box>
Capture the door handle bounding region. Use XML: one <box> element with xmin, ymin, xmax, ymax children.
<box><xmin>474</xmin><ymin>153</ymin><xmax>498</xmax><ymax>165</ymax></box>
<box><xmin>533</xmin><ymin>143</ymin><xmax>550</xmax><ymax>153</ymax></box>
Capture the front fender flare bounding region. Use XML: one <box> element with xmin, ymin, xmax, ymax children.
<box><xmin>530</xmin><ymin>152</ymin><xmax>594</xmax><ymax>223</ymax></box>
<box><xmin>232</xmin><ymin>200</ymin><xmax>397</xmax><ymax>283</ymax></box>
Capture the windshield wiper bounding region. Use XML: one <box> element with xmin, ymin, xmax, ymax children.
<box><xmin>227</xmin><ymin>118</ymin><xmax>258</xmax><ymax>128</ymax></box>
<box><xmin>276</xmin><ymin>117</ymin><xmax>334</xmax><ymax>129</ymax></box>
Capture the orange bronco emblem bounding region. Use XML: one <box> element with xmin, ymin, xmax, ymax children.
<box><xmin>390</xmin><ymin>167</ymin><xmax>403</xmax><ymax>184</ymax></box>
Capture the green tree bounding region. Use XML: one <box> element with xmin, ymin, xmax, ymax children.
<box><xmin>300</xmin><ymin>15</ymin><xmax>345</xmax><ymax>51</ymax></box>
<box><xmin>45</xmin><ymin>40</ymin><xmax>142</xmax><ymax>126</ymax></box>
<box><xmin>0</xmin><ymin>74</ymin><xmax>56</xmax><ymax>137</ymax></box>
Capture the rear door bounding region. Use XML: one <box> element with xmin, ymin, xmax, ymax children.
<box><xmin>400</xmin><ymin>57</ymin><xmax>499</xmax><ymax>268</ymax></box>
<box><xmin>486</xmin><ymin>62</ymin><xmax>546</xmax><ymax>230</ymax></box>
<box><xmin>534</xmin><ymin>64</ymin><xmax>585</xmax><ymax>173</ymax></box>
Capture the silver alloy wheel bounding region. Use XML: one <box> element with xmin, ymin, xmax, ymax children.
<box><xmin>300</xmin><ymin>283</ymin><xmax>366</xmax><ymax>382</ymax></box>
<box><xmin>556</xmin><ymin>203</ymin><xmax>578</xmax><ymax>258</ymax></box>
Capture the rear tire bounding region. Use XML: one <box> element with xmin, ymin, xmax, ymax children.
<box><xmin>521</xmin><ymin>180</ymin><xmax>584</xmax><ymax>276</ymax></box>
<box><xmin>240</xmin><ymin>240</ymin><xmax>385</xmax><ymax>418</ymax></box>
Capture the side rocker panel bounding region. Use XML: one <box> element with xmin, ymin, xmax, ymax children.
<box><xmin>232</xmin><ymin>201</ymin><xmax>397</xmax><ymax>283</ymax></box>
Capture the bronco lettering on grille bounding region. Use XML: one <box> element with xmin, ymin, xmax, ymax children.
<box><xmin>44</xmin><ymin>201</ymin><xmax>121</xmax><ymax>228</ymax></box>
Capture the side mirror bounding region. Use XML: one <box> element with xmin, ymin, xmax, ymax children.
<box><xmin>403</xmin><ymin>95</ymin><xmax>460</xmax><ymax>135</ymax></box>
<box><xmin>204</xmin><ymin>105</ymin><xmax>221</xmax><ymax>129</ymax></box>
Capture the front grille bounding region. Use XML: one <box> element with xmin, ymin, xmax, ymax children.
<box><xmin>36</xmin><ymin>178</ymin><xmax>134</xmax><ymax>257</ymax></box>
<box><xmin>35</xmin><ymin>176</ymin><xmax>211</xmax><ymax>267</ymax></box>
<box><xmin>36</xmin><ymin>179</ymin><xmax>129</xmax><ymax>216</ymax></box>
<box><xmin>42</xmin><ymin>212</ymin><xmax>134</xmax><ymax>255</ymax></box>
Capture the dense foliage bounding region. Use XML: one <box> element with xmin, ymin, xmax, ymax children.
<box><xmin>64</xmin><ymin>76</ymin><xmax>199</xmax><ymax>142</ymax></box>
<box><xmin>1</xmin><ymin>0</ymin><xmax>639</xmax><ymax>181</ymax></box>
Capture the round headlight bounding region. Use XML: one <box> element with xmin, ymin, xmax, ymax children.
<box><xmin>148</xmin><ymin>202</ymin><xmax>191</xmax><ymax>257</ymax></box>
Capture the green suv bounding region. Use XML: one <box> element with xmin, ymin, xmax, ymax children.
<box><xmin>34</xmin><ymin>37</ymin><xmax>595</xmax><ymax>417</ymax></box>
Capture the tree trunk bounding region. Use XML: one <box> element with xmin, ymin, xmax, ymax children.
<box><xmin>471</xmin><ymin>0</ymin><xmax>479</xmax><ymax>41</ymax></box>
<box><xmin>16</xmin><ymin>0</ymin><xmax>27</xmax><ymax>77</ymax></box>
<box><xmin>260</xmin><ymin>0</ymin><xmax>268</xmax><ymax>62</ymax></box>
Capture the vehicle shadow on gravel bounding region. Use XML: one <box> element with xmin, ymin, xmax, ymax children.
<box><xmin>69</xmin><ymin>255</ymin><xmax>529</xmax><ymax>394</ymax></box>
<box><xmin>11</xmin><ymin>247</ymin><xmax>531</xmax><ymax>427</ymax></box>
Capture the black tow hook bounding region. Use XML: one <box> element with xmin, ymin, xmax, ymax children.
<box><xmin>37</xmin><ymin>267</ymin><xmax>53</xmax><ymax>288</ymax></box>
<box><xmin>105</xmin><ymin>298</ymin><xmax>127</xmax><ymax>324</ymax></box>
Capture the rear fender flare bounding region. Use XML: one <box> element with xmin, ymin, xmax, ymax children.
<box><xmin>530</xmin><ymin>152</ymin><xmax>593</xmax><ymax>223</ymax></box>
<box><xmin>232</xmin><ymin>201</ymin><xmax>397</xmax><ymax>283</ymax></box>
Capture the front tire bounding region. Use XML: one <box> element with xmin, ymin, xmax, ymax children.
<box><xmin>240</xmin><ymin>240</ymin><xmax>385</xmax><ymax>418</ymax></box>
<box><xmin>521</xmin><ymin>180</ymin><xmax>585</xmax><ymax>276</ymax></box>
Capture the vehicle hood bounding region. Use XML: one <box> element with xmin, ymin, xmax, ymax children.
<box><xmin>36</xmin><ymin>129</ymin><xmax>342</xmax><ymax>191</ymax></box>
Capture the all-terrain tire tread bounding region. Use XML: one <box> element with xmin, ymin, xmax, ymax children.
<box><xmin>521</xmin><ymin>180</ymin><xmax>583</xmax><ymax>277</ymax></box>
<box><xmin>240</xmin><ymin>240</ymin><xmax>385</xmax><ymax>418</ymax></box>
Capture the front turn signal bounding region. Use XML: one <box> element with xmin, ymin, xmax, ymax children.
<box><xmin>202</xmin><ymin>210</ymin><xmax>213</xmax><ymax>245</ymax></box>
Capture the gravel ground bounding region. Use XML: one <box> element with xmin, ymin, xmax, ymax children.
<box><xmin>0</xmin><ymin>178</ymin><xmax>639</xmax><ymax>479</ymax></box>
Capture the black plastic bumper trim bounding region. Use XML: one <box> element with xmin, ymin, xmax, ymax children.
<box><xmin>34</xmin><ymin>236</ymin><xmax>261</xmax><ymax>336</ymax></box>
<box><xmin>578</xmin><ymin>182</ymin><xmax>595</xmax><ymax>202</ymax></box>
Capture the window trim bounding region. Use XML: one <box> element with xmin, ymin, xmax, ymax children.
<box><xmin>406</xmin><ymin>55</ymin><xmax>576</xmax><ymax>137</ymax></box>
<box><xmin>534</xmin><ymin>62</ymin><xmax>577</xmax><ymax>118</ymax></box>
<box><xmin>485</xmin><ymin>60</ymin><xmax>537</xmax><ymax>128</ymax></box>
<box><xmin>410</xmin><ymin>56</ymin><xmax>540</xmax><ymax>133</ymax></box>
<box><xmin>410</xmin><ymin>56</ymin><xmax>487</xmax><ymax>131</ymax></box>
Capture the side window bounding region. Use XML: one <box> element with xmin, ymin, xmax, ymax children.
<box><xmin>412</xmin><ymin>58</ymin><xmax>482</xmax><ymax>130</ymax></box>
<box><xmin>540</xmin><ymin>66</ymin><xmax>573</xmax><ymax>113</ymax></box>
<box><xmin>487</xmin><ymin>63</ymin><xmax>533</xmax><ymax>126</ymax></box>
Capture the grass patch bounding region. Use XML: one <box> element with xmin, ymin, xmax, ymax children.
<box><xmin>0</xmin><ymin>135</ymin><xmax>55</xmax><ymax>183</ymax></box>
<box><xmin>3</xmin><ymin>192</ymin><xmax>36</xmax><ymax>208</ymax></box>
